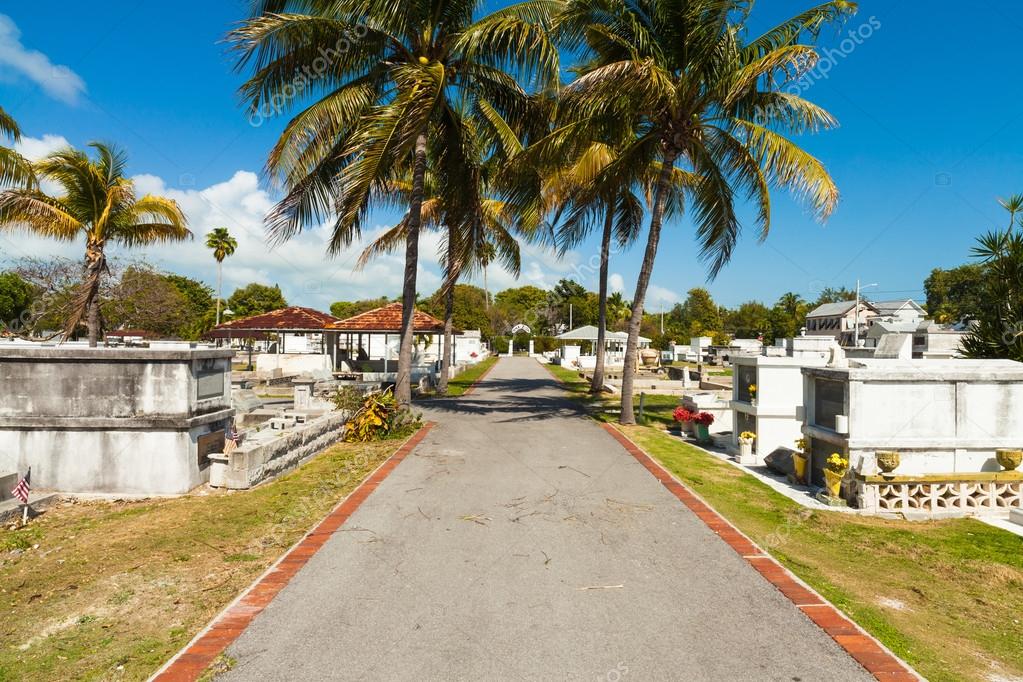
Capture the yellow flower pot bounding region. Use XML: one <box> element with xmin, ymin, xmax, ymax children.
<box><xmin>792</xmin><ymin>453</ymin><xmax>807</xmax><ymax>484</ymax></box>
<box><xmin>824</xmin><ymin>468</ymin><xmax>845</xmax><ymax>498</ymax></box>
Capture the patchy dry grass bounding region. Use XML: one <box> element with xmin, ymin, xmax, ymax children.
<box><xmin>614</xmin><ymin>423</ymin><xmax>1023</xmax><ymax>682</ymax></box>
<box><xmin>0</xmin><ymin>439</ymin><xmax>402</xmax><ymax>682</ymax></box>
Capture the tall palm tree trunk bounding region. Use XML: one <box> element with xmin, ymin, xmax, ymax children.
<box><xmin>483</xmin><ymin>266</ymin><xmax>489</xmax><ymax>311</ymax></box>
<box><xmin>590</xmin><ymin>205</ymin><xmax>614</xmax><ymax>394</ymax></box>
<box><xmin>215</xmin><ymin>259</ymin><xmax>223</xmax><ymax>326</ymax></box>
<box><xmin>395</xmin><ymin>133</ymin><xmax>428</xmax><ymax>407</ymax></box>
<box><xmin>437</xmin><ymin>231</ymin><xmax>457</xmax><ymax>395</ymax></box>
<box><xmin>620</xmin><ymin>151</ymin><xmax>677</xmax><ymax>425</ymax></box>
<box><xmin>66</xmin><ymin>239</ymin><xmax>107</xmax><ymax>348</ymax></box>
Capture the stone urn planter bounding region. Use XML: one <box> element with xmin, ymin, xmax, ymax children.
<box><xmin>824</xmin><ymin>468</ymin><xmax>844</xmax><ymax>498</ymax></box>
<box><xmin>738</xmin><ymin>439</ymin><xmax>754</xmax><ymax>459</ymax></box>
<box><xmin>875</xmin><ymin>450</ymin><xmax>901</xmax><ymax>476</ymax></box>
<box><xmin>640</xmin><ymin>348</ymin><xmax>659</xmax><ymax>367</ymax></box>
<box><xmin>996</xmin><ymin>448</ymin><xmax>1023</xmax><ymax>471</ymax></box>
<box><xmin>791</xmin><ymin>452</ymin><xmax>808</xmax><ymax>485</ymax></box>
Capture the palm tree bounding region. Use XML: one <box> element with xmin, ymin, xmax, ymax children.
<box><xmin>0</xmin><ymin>105</ymin><xmax>35</xmax><ymax>189</ymax></box>
<box><xmin>545</xmin><ymin>137</ymin><xmax>644</xmax><ymax>393</ymax></box>
<box><xmin>231</xmin><ymin>0</ymin><xmax>558</xmax><ymax>406</ymax></box>
<box><xmin>961</xmin><ymin>196</ymin><xmax>1023</xmax><ymax>362</ymax></box>
<box><xmin>358</xmin><ymin>120</ymin><xmax>522</xmax><ymax>395</ymax></box>
<box><xmin>607</xmin><ymin>292</ymin><xmax>630</xmax><ymax>327</ymax></box>
<box><xmin>0</xmin><ymin>142</ymin><xmax>191</xmax><ymax>346</ymax></box>
<box><xmin>205</xmin><ymin>227</ymin><xmax>238</xmax><ymax>325</ymax></box>
<box><xmin>556</xmin><ymin>0</ymin><xmax>852</xmax><ymax>423</ymax></box>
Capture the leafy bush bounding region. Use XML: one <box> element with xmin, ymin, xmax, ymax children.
<box><xmin>331</xmin><ymin>386</ymin><xmax>365</xmax><ymax>413</ymax></box>
<box><xmin>343</xmin><ymin>388</ymin><xmax>422</xmax><ymax>442</ymax></box>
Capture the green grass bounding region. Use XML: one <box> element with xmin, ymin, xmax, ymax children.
<box><xmin>604</xmin><ymin>416</ymin><xmax>1023</xmax><ymax>682</ymax></box>
<box><xmin>0</xmin><ymin>438</ymin><xmax>403</xmax><ymax>682</ymax></box>
<box><xmin>442</xmin><ymin>356</ymin><xmax>499</xmax><ymax>397</ymax></box>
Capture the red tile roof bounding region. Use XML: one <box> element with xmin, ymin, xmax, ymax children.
<box><xmin>211</xmin><ymin>306</ymin><xmax>341</xmax><ymax>333</ymax></box>
<box><xmin>328</xmin><ymin>302</ymin><xmax>453</xmax><ymax>333</ymax></box>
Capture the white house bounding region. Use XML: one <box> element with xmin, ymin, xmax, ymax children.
<box><xmin>805</xmin><ymin>300</ymin><xmax>879</xmax><ymax>346</ymax></box>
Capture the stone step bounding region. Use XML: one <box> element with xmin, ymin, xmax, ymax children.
<box><xmin>0</xmin><ymin>493</ymin><xmax>59</xmax><ymax>523</ymax></box>
<box><xmin>0</xmin><ymin>472</ymin><xmax>18</xmax><ymax>502</ymax></box>
<box><xmin>1011</xmin><ymin>508</ymin><xmax>1023</xmax><ymax>528</ymax></box>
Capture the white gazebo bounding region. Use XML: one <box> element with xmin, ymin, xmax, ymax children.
<box><xmin>556</xmin><ymin>325</ymin><xmax>651</xmax><ymax>367</ymax></box>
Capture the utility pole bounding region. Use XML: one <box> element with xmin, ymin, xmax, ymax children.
<box><xmin>569</xmin><ymin>303</ymin><xmax>573</xmax><ymax>330</ymax></box>
<box><xmin>660</xmin><ymin>305</ymin><xmax>664</xmax><ymax>335</ymax></box>
<box><xmin>853</xmin><ymin>279</ymin><xmax>879</xmax><ymax>347</ymax></box>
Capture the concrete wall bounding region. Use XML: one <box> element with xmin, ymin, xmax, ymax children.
<box><xmin>256</xmin><ymin>353</ymin><xmax>333</xmax><ymax>376</ymax></box>
<box><xmin>803</xmin><ymin>360</ymin><xmax>1023</xmax><ymax>479</ymax></box>
<box><xmin>0</xmin><ymin>344</ymin><xmax>234</xmax><ymax>495</ymax></box>
<box><xmin>216</xmin><ymin>411</ymin><xmax>349</xmax><ymax>489</ymax></box>
<box><xmin>730</xmin><ymin>353</ymin><xmax>828</xmax><ymax>462</ymax></box>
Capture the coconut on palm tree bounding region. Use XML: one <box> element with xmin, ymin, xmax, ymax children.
<box><xmin>555</xmin><ymin>0</ymin><xmax>852</xmax><ymax>423</ymax></box>
<box><xmin>231</xmin><ymin>0</ymin><xmax>558</xmax><ymax>406</ymax></box>
<box><xmin>0</xmin><ymin>142</ymin><xmax>191</xmax><ymax>346</ymax></box>
<box><xmin>0</xmin><ymin>105</ymin><xmax>35</xmax><ymax>189</ymax></box>
<box><xmin>205</xmin><ymin>227</ymin><xmax>238</xmax><ymax>325</ymax></box>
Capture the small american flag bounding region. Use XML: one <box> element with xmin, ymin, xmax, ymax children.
<box><xmin>11</xmin><ymin>467</ymin><xmax>30</xmax><ymax>504</ymax></box>
<box><xmin>224</xmin><ymin>424</ymin><xmax>238</xmax><ymax>455</ymax></box>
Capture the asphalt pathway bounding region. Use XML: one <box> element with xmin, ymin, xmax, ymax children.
<box><xmin>222</xmin><ymin>357</ymin><xmax>872</xmax><ymax>681</ymax></box>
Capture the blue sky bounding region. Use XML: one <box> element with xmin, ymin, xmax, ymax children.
<box><xmin>1</xmin><ymin>2</ymin><xmax>1021</xmax><ymax>312</ymax></box>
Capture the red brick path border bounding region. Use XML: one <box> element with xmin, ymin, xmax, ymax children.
<box><xmin>601</xmin><ymin>423</ymin><xmax>920</xmax><ymax>681</ymax></box>
<box><xmin>150</xmin><ymin>423</ymin><xmax>435</xmax><ymax>682</ymax></box>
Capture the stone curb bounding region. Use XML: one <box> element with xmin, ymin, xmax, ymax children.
<box><xmin>148</xmin><ymin>423</ymin><xmax>436</xmax><ymax>682</ymax></box>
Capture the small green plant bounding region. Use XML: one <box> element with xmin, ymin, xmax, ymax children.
<box><xmin>344</xmin><ymin>388</ymin><xmax>422</xmax><ymax>442</ymax></box>
<box><xmin>331</xmin><ymin>386</ymin><xmax>365</xmax><ymax>413</ymax></box>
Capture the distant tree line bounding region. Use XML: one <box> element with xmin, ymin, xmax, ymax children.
<box><xmin>0</xmin><ymin>256</ymin><xmax>288</xmax><ymax>341</ymax></box>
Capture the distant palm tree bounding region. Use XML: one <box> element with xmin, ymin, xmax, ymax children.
<box><xmin>205</xmin><ymin>227</ymin><xmax>238</xmax><ymax>325</ymax></box>
<box><xmin>556</xmin><ymin>0</ymin><xmax>851</xmax><ymax>423</ymax></box>
<box><xmin>607</xmin><ymin>292</ymin><xmax>631</xmax><ymax>327</ymax></box>
<box><xmin>0</xmin><ymin>142</ymin><xmax>191</xmax><ymax>345</ymax></box>
<box><xmin>231</xmin><ymin>0</ymin><xmax>558</xmax><ymax>406</ymax></box>
<box><xmin>0</xmin><ymin>105</ymin><xmax>34</xmax><ymax>189</ymax></box>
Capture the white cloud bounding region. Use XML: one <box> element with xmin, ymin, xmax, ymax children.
<box><xmin>645</xmin><ymin>284</ymin><xmax>681</xmax><ymax>309</ymax></box>
<box><xmin>11</xmin><ymin>134</ymin><xmax>70</xmax><ymax>196</ymax></box>
<box><xmin>1</xmin><ymin>151</ymin><xmax>604</xmax><ymax>309</ymax></box>
<box><xmin>0</xmin><ymin>15</ymin><xmax>86</xmax><ymax>105</ymax></box>
<box><xmin>13</xmin><ymin>133</ymin><xmax>70</xmax><ymax>160</ymax></box>
<box><xmin>609</xmin><ymin>273</ymin><xmax>625</xmax><ymax>293</ymax></box>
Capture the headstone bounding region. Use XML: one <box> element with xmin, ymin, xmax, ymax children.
<box><xmin>528</xmin><ymin>339</ymin><xmax>535</xmax><ymax>356</ymax></box>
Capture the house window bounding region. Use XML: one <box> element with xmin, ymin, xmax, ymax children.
<box><xmin>813</xmin><ymin>378</ymin><xmax>844</xmax><ymax>430</ymax></box>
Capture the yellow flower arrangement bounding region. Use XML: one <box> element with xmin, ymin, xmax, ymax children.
<box><xmin>825</xmin><ymin>453</ymin><xmax>849</xmax><ymax>474</ymax></box>
<box><xmin>739</xmin><ymin>431</ymin><xmax>756</xmax><ymax>441</ymax></box>
<box><xmin>748</xmin><ymin>383</ymin><xmax>757</xmax><ymax>395</ymax></box>
<box><xmin>794</xmin><ymin>437</ymin><xmax>807</xmax><ymax>451</ymax></box>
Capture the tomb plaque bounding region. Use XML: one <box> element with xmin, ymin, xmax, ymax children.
<box><xmin>196</xmin><ymin>368</ymin><xmax>225</xmax><ymax>401</ymax></box>
<box><xmin>197</xmin><ymin>430</ymin><xmax>225</xmax><ymax>468</ymax></box>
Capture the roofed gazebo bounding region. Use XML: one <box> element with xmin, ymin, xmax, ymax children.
<box><xmin>207</xmin><ymin>306</ymin><xmax>343</xmax><ymax>374</ymax></box>
<box><xmin>327</xmin><ymin>302</ymin><xmax>459</xmax><ymax>377</ymax></box>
